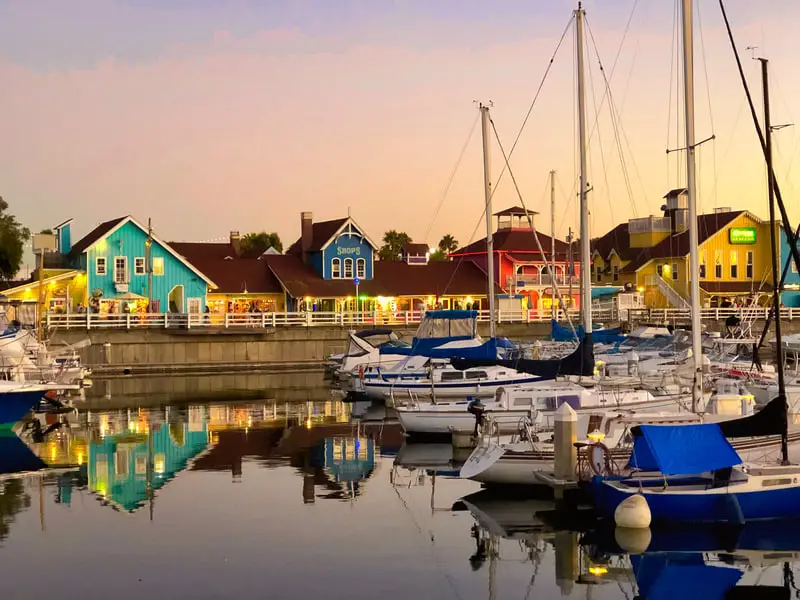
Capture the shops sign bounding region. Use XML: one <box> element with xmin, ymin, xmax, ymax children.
<box><xmin>729</xmin><ymin>227</ymin><xmax>756</xmax><ymax>245</ymax></box>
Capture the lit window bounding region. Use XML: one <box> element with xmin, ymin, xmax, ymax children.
<box><xmin>134</xmin><ymin>257</ymin><xmax>145</xmax><ymax>275</ymax></box>
<box><xmin>715</xmin><ymin>250</ymin><xmax>723</xmax><ymax>279</ymax></box>
<box><xmin>153</xmin><ymin>257</ymin><xmax>164</xmax><ymax>276</ymax></box>
<box><xmin>331</xmin><ymin>258</ymin><xmax>341</xmax><ymax>278</ymax></box>
<box><xmin>746</xmin><ymin>251</ymin><xmax>754</xmax><ymax>279</ymax></box>
<box><xmin>114</xmin><ymin>257</ymin><xmax>128</xmax><ymax>284</ymax></box>
<box><xmin>95</xmin><ymin>257</ymin><xmax>107</xmax><ymax>276</ymax></box>
<box><xmin>344</xmin><ymin>258</ymin><xmax>353</xmax><ymax>278</ymax></box>
<box><xmin>356</xmin><ymin>258</ymin><xmax>366</xmax><ymax>279</ymax></box>
<box><xmin>730</xmin><ymin>251</ymin><xmax>738</xmax><ymax>279</ymax></box>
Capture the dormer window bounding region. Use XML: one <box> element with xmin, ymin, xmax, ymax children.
<box><xmin>332</xmin><ymin>258</ymin><xmax>341</xmax><ymax>278</ymax></box>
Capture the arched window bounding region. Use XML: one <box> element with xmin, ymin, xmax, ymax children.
<box><xmin>356</xmin><ymin>258</ymin><xmax>366</xmax><ymax>279</ymax></box>
<box><xmin>344</xmin><ymin>258</ymin><xmax>354</xmax><ymax>278</ymax></box>
<box><xmin>331</xmin><ymin>258</ymin><xmax>341</xmax><ymax>278</ymax></box>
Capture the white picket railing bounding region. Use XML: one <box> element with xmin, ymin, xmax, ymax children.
<box><xmin>43</xmin><ymin>308</ymin><xmax>623</xmax><ymax>331</ymax></box>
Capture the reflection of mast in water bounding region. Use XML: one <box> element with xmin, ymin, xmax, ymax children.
<box><xmin>146</xmin><ymin>418</ymin><xmax>154</xmax><ymax>521</ymax></box>
<box><xmin>554</xmin><ymin>531</ymin><xmax>578</xmax><ymax>596</ymax></box>
<box><xmin>302</xmin><ymin>452</ymin><xmax>315</xmax><ymax>505</ymax></box>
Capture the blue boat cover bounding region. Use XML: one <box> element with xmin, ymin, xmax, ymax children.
<box><xmin>629</xmin><ymin>423</ymin><xmax>742</xmax><ymax>475</ymax></box>
<box><xmin>423</xmin><ymin>310</ymin><xmax>477</xmax><ymax>319</ymax></box>
<box><xmin>631</xmin><ymin>555</ymin><xmax>742</xmax><ymax>600</ymax></box>
<box><xmin>550</xmin><ymin>319</ymin><xmax>625</xmax><ymax>344</ymax></box>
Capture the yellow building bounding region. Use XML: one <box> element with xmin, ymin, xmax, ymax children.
<box><xmin>2</xmin><ymin>269</ymin><xmax>87</xmax><ymax>313</ymax></box>
<box><xmin>591</xmin><ymin>190</ymin><xmax>776</xmax><ymax>308</ymax></box>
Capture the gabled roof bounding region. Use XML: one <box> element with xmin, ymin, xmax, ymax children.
<box><xmin>287</xmin><ymin>217</ymin><xmax>379</xmax><ymax>255</ymax></box>
<box><xmin>71</xmin><ymin>216</ymin><xmax>217</xmax><ymax>287</ymax></box>
<box><xmin>264</xmin><ymin>254</ymin><xmax>500</xmax><ymax>299</ymax></box>
<box><xmin>402</xmin><ymin>242</ymin><xmax>429</xmax><ymax>256</ymax></box>
<box><xmin>451</xmin><ymin>230</ymin><xmax>573</xmax><ymax>259</ymax></box>
<box><xmin>620</xmin><ymin>210</ymin><xmax>746</xmax><ymax>273</ymax></box>
<box><xmin>494</xmin><ymin>205</ymin><xmax>539</xmax><ymax>217</ymax></box>
<box><xmin>69</xmin><ymin>217</ymin><xmax>126</xmax><ymax>257</ymax></box>
<box><xmin>0</xmin><ymin>270</ymin><xmax>80</xmax><ymax>295</ymax></box>
<box><xmin>590</xmin><ymin>223</ymin><xmax>630</xmax><ymax>262</ymax></box>
<box><xmin>171</xmin><ymin>242</ymin><xmax>239</xmax><ymax>261</ymax></box>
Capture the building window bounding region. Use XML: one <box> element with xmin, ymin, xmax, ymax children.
<box><xmin>114</xmin><ymin>257</ymin><xmax>128</xmax><ymax>284</ymax></box>
<box><xmin>596</xmin><ymin>266</ymin><xmax>602</xmax><ymax>282</ymax></box>
<box><xmin>95</xmin><ymin>257</ymin><xmax>107</xmax><ymax>276</ymax></box>
<box><xmin>730</xmin><ymin>251</ymin><xmax>738</xmax><ymax>279</ymax></box>
<box><xmin>671</xmin><ymin>262</ymin><xmax>678</xmax><ymax>281</ymax></box>
<box><xmin>699</xmin><ymin>251</ymin><xmax>706</xmax><ymax>279</ymax></box>
<box><xmin>134</xmin><ymin>257</ymin><xmax>145</xmax><ymax>276</ymax></box>
<box><xmin>746</xmin><ymin>251</ymin><xmax>754</xmax><ymax>279</ymax></box>
<box><xmin>344</xmin><ymin>258</ymin><xmax>353</xmax><ymax>279</ymax></box>
<box><xmin>331</xmin><ymin>258</ymin><xmax>341</xmax><ymax>279</ymax></box>
<box><xmin>153</xmin><ymin>257</ymin><xmax>164</xmax><ymax>276</ymax></box>
<box><xmin>657</xmin><ymin>264</ymin><xmax>663</xmax><ymax>277</ymax></box>
<box><xmin>612</xmin><ymin>265</ymin><xmax>619</xmax><ymax>282</ymax></box>
<box><xmin>356</xmin><ymin>258</ymin><xmax>366</xmax><ymax>279</ymax></box>
<box><xmin>715</xmin><ymin>250</ymin><xmax>723</xmax><ymax>279</ymax></box>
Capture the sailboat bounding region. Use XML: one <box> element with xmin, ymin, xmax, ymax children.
<box><xmin>591</xmin><ymin>0</ymin><xmax>800</xmax><ymax>526</ymax></box>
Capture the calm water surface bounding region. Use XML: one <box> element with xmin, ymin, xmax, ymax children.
<box><xmin>1</xmin><ymin>376</ymin><xmax>798</xmax><ymax>599</ymax></box>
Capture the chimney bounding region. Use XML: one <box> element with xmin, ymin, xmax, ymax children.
<box><xmin>230</xmin><ymin>231</ymin><xmax>241</xmax><ymax>257</ymax></box>
<box><xmin>301</xmin><ymin>212</ymin><xmax>313</xmax><ymax>264</ymax></box>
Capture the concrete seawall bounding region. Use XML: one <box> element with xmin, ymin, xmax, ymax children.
<box><xmin>51</xmin><ymin>323</ymin><xmax>553</xmax><ymax>373</ymax></box>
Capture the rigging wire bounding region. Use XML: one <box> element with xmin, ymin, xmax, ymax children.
<box><xmin>665</xmin><ymin>0</ymin><xmax>678</xmax><ymax>190</ymax></box>
<box><xmin>695</xmin><ymin>0</ymin><xmax>719</xmax><ymax>214</ymax></box>
<box><xmin>490</xmin><ymin>117</ymin><xmax>580</xmax><ymax>336</ymax></box>
<box><xmin>422</xmin><ymin>112</ymin><xmax>481</xmax><ymax>245</ymax></box>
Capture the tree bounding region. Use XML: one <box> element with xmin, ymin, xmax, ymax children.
<box><xmin>429</xmin><ymin>233</ymin><xmax>459</xmax><ymax>261</ymax></box>
<box><xmin>378</xmin><ymin>230</ymin><xmax>411</xmax><ymax>261</ymax></box>
<box><xmin>240</xmin><ymin>231</ymin><xmax>283</xmax><ymax>255</ymax></box>
<box><xmin>0</xmin><ymin>197</ymin><xmax>30</xmax><ymax>281</ymax></box>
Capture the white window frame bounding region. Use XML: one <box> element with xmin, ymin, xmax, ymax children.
<box><xmin>95</xmin><ymin>257</ymin><xmax>107</xmax><ymax>276</ymax></box>
<box><xmin>344</xmin><ymin>258</ymin><xmax>354</xmax><ymax>279</ymax></box>
<box><xmin>715</xmin><ymin>250</ymin><xmax>723</xmax><ymax>279</ymax></box>
<box><xmin>134</xmin><ymin>257</ymin><xmax>145</xmax><ymax>276</ymax></box>
<box><xmin>331</xmin><ymin>257</ymin><xmax>341</xmax><ymax>279</ymax></box>
<box><xmin>356</xmin><ymin>258</ymin><xmax>366</xmax><ymax>279</ymax></box>
<box><xmin>730</xmin><ymin>251</ymin><xmax>738</xmax><ymax>279</ymax></box>
<box><xmin>114</xmin><ymin>256</ymin><xmax>128</xmax><ymax>284</ymax></box>
<box><xmin>746</xmin><ymin>251</ymin><xmax>754</xmax><ymax>279</ymax></box>
<box><xmin>153</xmin><ymin>257</ymin><xmax>164</xmax><ymax>276</ymax></box>
<box><xmin>671</xmin><ymin>262</ymin><xmax>678</xmax><ymax>281</ymax></box>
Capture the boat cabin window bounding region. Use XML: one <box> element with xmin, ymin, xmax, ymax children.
<box><xmin>465</xmin><ymin>371</ymin><xmax>487</xmax><ymax>380</ymax></box>
<box><xmin>512</xmin><ymin>397</ymin><xmax>533</xmax><ymax>407</ymax></box>
<box><xmin>557</xmin><ymin>395</ymin><xmax>581</xmax><ymax>410</ymax></box>
<box><xmin>440</xmin><ymin>372</ymin><xmax>464</xmax><ymax>381</ymax></box>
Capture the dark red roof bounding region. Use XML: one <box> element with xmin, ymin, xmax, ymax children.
<box><xmin>494</xmin><ymin>206</ymin><xmax>539</xmax><ymax>216</ymax></box>
<box><xmin>286</xmin><ymin>218</ymin><xmax>349</xmax><ymax>254</ymax></box>
<box><xmin>264</xmin><ymin>254</ymin><xmax>500</xmax><ymax>298</ymax></box>
<box><xmin>171</xmin><ymin>243</ymin><xmax>283</xmax><ymax>294</ymax></box>
<box><xmin>452</xmin><ymin>230</ymin><xmax>573</xmax><ymax>259</ymax></box>
<box><xmin>590</xmin><ymin>223</ymin><xmax>631</xmax><ymax>260</ymax></box>
<box><xmin>402</xmin><ymin>242</ymin><xmax>429</xmax><ymax>256</ymax></box>
<box><xmin>70</xmin><ymin>217</ymin><xmax>127</xmax><ymax>257</ymax></box>
<box><xmin>620</xmin><ymin>211</ymin><xmax>745</xmax><ymax>273</ymax></box>
<box><xmin>171</xmin><ymin>241</ymin><xmax>239</xmax><ymax>261</ymax></box>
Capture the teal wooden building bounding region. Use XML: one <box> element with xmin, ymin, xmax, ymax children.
<box><xmin>65</xmin><ymin>216</ymin><xmax>216</xmax><ymax>313</ymax></box>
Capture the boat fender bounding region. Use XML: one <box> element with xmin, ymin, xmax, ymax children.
<box><xmin>614</xmin><ymin>494</ymin><xmax>651</xmax><ymax>529</ymax></box>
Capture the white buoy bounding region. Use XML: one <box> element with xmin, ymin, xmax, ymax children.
<box><xmin>614</xmin><ymin>526</ymin><xmax>652</xmax><ymax>555</ymax></box>
<box><xmin>614</xmin><ymin>494</ymin><xmax>651</xmax><ymax>529</ymax></box>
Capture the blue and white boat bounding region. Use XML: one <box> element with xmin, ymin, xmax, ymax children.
<box><xmin>592</xmin><ymin>422</ymin><xmax>800</xmax><ymax>524</ymax></box>
<box><xmin>0</xmin><ymin>383</ymin><xmax>53</xmax><ymax>429</ymax></box>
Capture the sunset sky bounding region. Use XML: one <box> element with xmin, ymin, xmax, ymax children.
<box><xmin>4</xmin><ymin>0</ymin><xmax>800</xmax><ymax>273</ymax></box>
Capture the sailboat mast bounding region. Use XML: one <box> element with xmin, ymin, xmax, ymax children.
<box><xmin>480</xmin><ymin>103</ymin><xmax>497</xmax><ymax>338</ymax></box>
<box><xmin>680</xmin><ymin>0</ymin><xmax>703</xmax><ymax>412</ymax></box>
<box><xmin>550</xmin><ymin>169</ymin><xmax>557</xmax><ymax>319</ymax></box>
<box><xmin>575</xmin><ymin>4</ymin><xmax>591</xmax><ymax>333</ymax></box>
<box><xmin>760</xmin><ymin>57</ymin><xmax>788</xmax><ymax>464</ymax></box>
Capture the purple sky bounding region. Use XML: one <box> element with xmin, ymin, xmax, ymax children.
<box><xmin>4</xmin><ymin>0</ymin><xmax>800</xmax><ymax>274</ymax></box>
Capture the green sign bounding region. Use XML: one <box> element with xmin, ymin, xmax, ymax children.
<box><xmin>729</xmin><ymin>227</ymin><xmax>757</xmax><ymax>245</ymax></box>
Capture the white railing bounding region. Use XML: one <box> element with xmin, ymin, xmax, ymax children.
<box><xmin>653</xmin><ymin>275</ymin><xmax>691</xmax><ymax>310</ymax></box>
<box><xmin>44</xmin><ymin>308</ymin><xmax>615</xmax><ymax>330</ymax></box>
<box><xmin>42</xmin><ymin>306</ymin><xmax>798</xmax><ymax>330</ymax></box>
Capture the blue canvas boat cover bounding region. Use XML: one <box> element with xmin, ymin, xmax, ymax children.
<box><xmin>423</xmin><ymin>310</ymin><xmax>477</xmax><ymax>320</ymax></box>
<box><xmin>631</xmin><ymin>555</ymin><xmax>742</xmax><ymax>600</ymax></box>
<box><xmin>629</xmin><ymin>423</ymin><xmax>742</xmax><ymax>475</ymax></box>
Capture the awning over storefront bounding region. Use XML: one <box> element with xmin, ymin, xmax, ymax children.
<box><xmin>700</xmin><ymin>282</ymin><xmax>772</xmax><ymax>296</ymax></box>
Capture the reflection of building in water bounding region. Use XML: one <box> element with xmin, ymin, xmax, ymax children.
<box><xmin>0</xmin><ymin>479</ymin><xmax>31</xmax><ymax>541</ymax></box>
<box><xmin>205</xmin><ymin>400</ymin><xmax>352</xmax><ymax>432</ymax></box>
<box><xmin>87</xmin><ymin>422</ymin><xmax>210</xmax><ymax>513</ymax></box>
<box><xmin>325</xmin><ymin>436</ymin><xmax>375</xmax><ymax>486</ymax></box>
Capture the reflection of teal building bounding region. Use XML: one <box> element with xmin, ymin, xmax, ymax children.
<box><xmin>324</xmin><ymin>437</ymin><xmax>375</xmax><ymax>483</ymax></box>
<box><xmin>88</xmin><ymin>423</ymin><xmax>209</xmax><ymax>512</ymax></box>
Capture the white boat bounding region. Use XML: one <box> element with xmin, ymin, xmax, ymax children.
<box><xmin>332</xmin><ymin>329</ymin><xmax>411</xmax><ymax>381</ymax></box>
<box><xmin>395</xmin><ymin>381</ymin><xmax>692</xmax><ymax>436</ymax></box>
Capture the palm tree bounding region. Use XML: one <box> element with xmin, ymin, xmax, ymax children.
<box><xmin>378</xmin><ymin>230</ymin><xmax>411</xmax><ymax>261</ymax></box>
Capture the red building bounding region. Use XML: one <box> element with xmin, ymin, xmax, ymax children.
<box><xmin>450</xmin><ymin>206</ymin><xmax>581</xmax><ymax>312</ymax></box>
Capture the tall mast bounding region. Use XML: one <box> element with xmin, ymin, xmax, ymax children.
<box><xmin>575</xmin><ymin>3</ymin><xmax>591</xmax><ymax>333</ymax></box>
<box><xmin>760</xmin><ymin>57</ymin><xmax>788</xmax><ymax>463</ymax></box>
<box><xmin>480</xmin><ymin>103</ymin><xmax>496</xmax><ymax>337</ymax></box>
<box><xmin>550</xmin><ymin>169</ymin><xmax>557</xmax><ymax>318</ymax></box>
<box><xmin>680</xmin><ymin>0</ymin><xmax>703</xmax><ymax>412</ymax></box>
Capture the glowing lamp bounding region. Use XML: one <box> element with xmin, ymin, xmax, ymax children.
<box><xmin>587</xmin><ymin>430</ymin><xmax>605</xmax><ymax>443</ymax></box>
<box><xmin>588</xmin><ymin>566</ymin><xmax>608</xmax><ymax>576</ymax></box>
<box><xmin>429</xmin><ymin>247</ymin><xmax>437</xmax><ymax>255</ymax></box>
<box><xmin>305</xmin><ymin>417</ymin><xmax>312</xmax><ymax>429</ymax></box>
<box><xmin>637</xmin><ymin>286</ymin><xmax>645</xmax><ymax>293</ymax></box>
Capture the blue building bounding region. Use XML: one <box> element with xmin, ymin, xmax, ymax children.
<box><xmin>64</xmin><ymin>216</ymin><xmax>215</xmax><ymax>313</ymax></box>
<box><xmin>781</xmin><ymin>227</ymin><xmax>800</xmax><ymax>307</ymax></box>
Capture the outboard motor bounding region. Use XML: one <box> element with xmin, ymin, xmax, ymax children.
<box><xmin>467</xmin><ymin>397</ymin><xmax>487</xmax><ymax>437</ymax></box>
<box><xmin>627</xmin><ymin>352</ymin><xmax>640</xmax><ymax>377</ymax></box>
